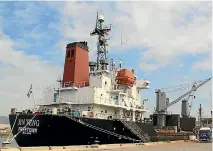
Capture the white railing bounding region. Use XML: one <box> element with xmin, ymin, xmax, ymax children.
<box><xmin>96</xmin><ymin>113</ymin><xmax>144</xmax><ymax>121</ymax></box>
<box><xmin>12</xmin><ymin>107</ymin><xmax>40</xmax><ymax>114</ymax></box>
<box><xmin>136</xmin><ymin>79</ymin><xmax>150</xmax><ymax>89</ymax></box>
<box><xmin>135</xmin><ymin>104</ymin><xmax>146</xmax><ymax>110</ymax></box>
<box><xmin>112</xmin><ymin>84</ymin><xmax>128</xmax><ymax>93</ymax></box>
<box><xmin>95</xmin><ymin>96</ymin><xmax>114</xmax><ymax>105</ymax></box>
<box><xmin>96</xmin><ymin>96</ymin><xmax>128</xmax><ymax>107</ymax></box>
<box><xmin>43</xmin><ymin>91</ymin><xmax>147</xmax><ymax>110</ymax></box>
<box><xmin>94</xmin><ymin>96</ymin><xmax>147</xmax><ymax>111</ymax></box>
<box><xmin>167</xmin><ymin>111</ymin><xmax>173</xmax><ymax>114</ymax></box>
<box><xmin>94</xmin><ymin>113</ymin><xmax>139</xmax><ymax>121</ymax></box>
<box><xmin>62</xmin><ymin>81</ymin><xmax>88</xmax><ymax>88</ymax></box>
<box><xmin>60</xmin><ymin>96</ymin><xmax>91</xmax><ymax>104</ymax></box>
<box><xmin>41</xmin><ymin>95</ymin><xmax>91</xmax><ymax>105</ymax></box>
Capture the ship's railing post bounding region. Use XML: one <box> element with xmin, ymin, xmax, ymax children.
<box><xmin>62</xmin><ymin>96</ymin><xmax>65</xmax><ymax>103</ymax></box>
<box><xmin>76</xmin><ymin>96</ymin><xmax>78</xmax><ymax>103</ymax></box>
<box><xmin>108</xmin><ymin>98</ymin><xmax>111</xmax><ymax>104</ymax></box>
<box><xmin>104</xmin><ymin>98</ymin><xmax>107</xmax><ymax>104</ymax></box>
<box><xmin>69</xmin><ymin>96</ymin><xmax>73</xmax><ymax>103</ymax></box>
<box><xmin>86</xmin><ymin>96</ymin><xmax>89</xmax><ymax>103</ymax></box>
<box><xmin>94</xmin><ymin>96</ymin><xmax>97</xmax><ymax>103</ymax></box>
<box><xmin>63</xmin><ymin>81</ymin><xmax>76</xmax><ymax>87</ymax></box>
<box><xmin>110</xmin><ymin>98</ymin><xmax>113</xmax><ymax>104</ymax></box>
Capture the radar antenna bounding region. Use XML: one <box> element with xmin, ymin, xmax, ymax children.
<box><xmin>90</xmin><ymin>12</ymin><xmax>111</xmax><ymax>71</ymax></box>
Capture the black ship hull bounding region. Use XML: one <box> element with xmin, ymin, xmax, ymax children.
<box><xmin>9</xmin><ymin>114</ymin><xmax>157</xmax><ymax>147</ymax></box>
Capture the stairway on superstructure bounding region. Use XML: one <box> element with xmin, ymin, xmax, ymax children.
<box><xmin>120</xmin><ymin>120</ymin><xmax>150</xmax><ymax>142</ymax></box>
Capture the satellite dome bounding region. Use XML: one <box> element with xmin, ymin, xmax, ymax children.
<box><xmin>98</xmin><ymin>15</ymin><xmax>104</xmax><ymax>22</ymax></box>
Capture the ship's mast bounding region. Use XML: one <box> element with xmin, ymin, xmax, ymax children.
<box><xmin>90</xmin><ymin>12</ymin><xmax>111</xmax><ymax>71</ymax></box>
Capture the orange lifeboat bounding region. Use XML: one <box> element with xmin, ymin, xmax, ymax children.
<box><xmin>116</xmin><ymin>69</ymin><xmax>136</xmax><ymax>86</ymax></box>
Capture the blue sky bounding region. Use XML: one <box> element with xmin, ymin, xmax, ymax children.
<box><xmin>0</xmin><ymin>1</ymin><xmax>212</xmax><ymax>117</ymax></box>
<box><xmin>0</xmin><ymin>2</ymin><xmax>62</xmax><ymax>62</ymax></box>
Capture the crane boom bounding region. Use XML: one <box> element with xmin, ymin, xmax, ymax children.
<box><xmin>160</xmin><ymin>77</ymin><xmax>212</xmax><ymax>111</ymax></box>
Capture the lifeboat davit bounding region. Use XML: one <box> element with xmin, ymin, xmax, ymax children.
<box><xmin>116</xmin><ymin>69</ymin><xmax>136</xmax><ymax>86</ymax></box>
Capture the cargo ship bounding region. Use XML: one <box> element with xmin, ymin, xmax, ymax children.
<box><xmin>7</xmin><ymin>13</ymin><xmax>157</xmax><ymax>147</ymax></box>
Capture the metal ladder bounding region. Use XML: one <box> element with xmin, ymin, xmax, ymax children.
<box><xmin>120</xmin><ymin>120</ymin><xmax>150</xmax><ymax>142</ymax></box>
<box><xmin>65</xmin><ymin>115</ymin><xmax>140</xmax><ymax>142</ymax></box>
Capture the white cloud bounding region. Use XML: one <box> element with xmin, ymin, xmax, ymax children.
<box><xmin>0</xmin><ymin>1</ymin><xmax>211</xmax><ymax>117</ymax></box>
<box><xmin>0</xmin><ymin>29</ymin><xmax>61</xmax><ymax>116</ymax></box>
<box><xmin>192</xmin><ymin>55</ymin><xmax>212</xmax><ymax>71</ymax></box>
<box><xmin>53</xmin><ymin>1</ymin><xmax>211</xmax><ymax>71</ymax></box>
<box><xmin>140</xmin><ymin>63</ymin><xmax>162</xmax><ymax>71</ymax></box>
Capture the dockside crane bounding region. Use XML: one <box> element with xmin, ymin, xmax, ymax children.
<box><xmin>187</xmin><ymin>81</ymin><xmax>197</xmax><ymax>117</ymax></box>
<box><xmin>154</xmin><ymin>77</ymin><xmax>212</xmax><ymax>129</ymax></box>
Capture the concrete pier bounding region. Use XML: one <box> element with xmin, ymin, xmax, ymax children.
<box><xmin>1</xmin><ymin>140</ymin><xmax>208</xmax><ymax>151</ymax></box>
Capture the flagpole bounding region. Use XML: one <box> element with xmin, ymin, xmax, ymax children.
<box><xmin>27</xmin><ymin>84</ymin><xmax>36</xmax><ymax>108</ymax></box>
<box><xmin>32</xmin><ymin>88</ymin><xmax>36</xmax><ymax>107</ymax></box>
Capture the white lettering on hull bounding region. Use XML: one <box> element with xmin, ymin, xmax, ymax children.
<box><xmin>18</xmin><ymin>127</ymin><xmax>38</xmax><ymax>135</ymax></box>
<box><xmin>17</xmin><ymin>119</ymin><xmax>40</xmax><ymax>135</ymax></box>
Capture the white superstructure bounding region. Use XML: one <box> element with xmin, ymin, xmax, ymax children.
<box><xmin>42</xmin><ymin>68</ymin><xmax>150</xmax><ymax>122</ymax></box>
<box><xmin>39</xmin><ymin>14</ymin><xmax>150</xmax><ymax>122</ymax></box>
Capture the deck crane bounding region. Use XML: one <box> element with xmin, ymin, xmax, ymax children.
<box><xmin>154</xmin><ymin>77</ymin><xmax>212</xmax><ymax>128</ymax></box>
